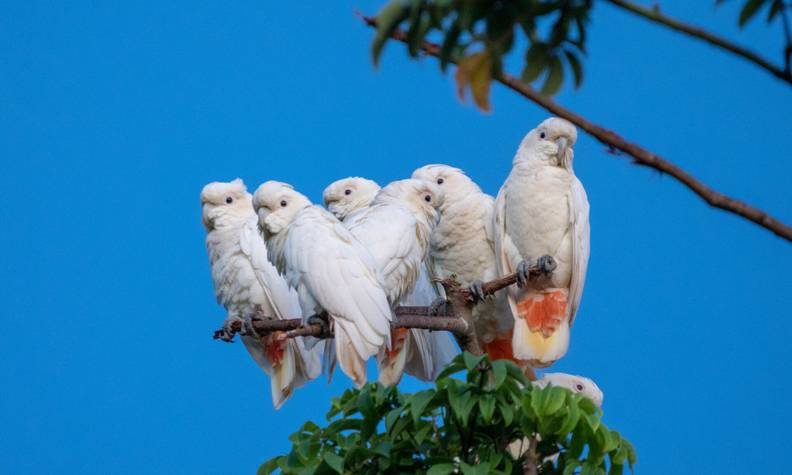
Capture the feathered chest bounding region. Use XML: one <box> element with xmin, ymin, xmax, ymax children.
<box><xmin>431</xmin><ymin>199</ymin><xmax>495</xmax><ymax>282</ymax></box>
<box><xmin>505</xmin><ymin>165</ymin><xmax>572</xmax><ymax>254</ymax></box>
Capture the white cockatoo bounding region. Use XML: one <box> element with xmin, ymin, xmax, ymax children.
<box><xmin>509</xmin><ymin>372</ymin><xmax>603</xmax><ymax>460</ymax></box>
<box><xmin>200</xmin><ymin>179</ymin><xmax>322</xmax><ymax>408</ymax></box>
<box><xmin>325</xmin><ymin>177</ymin><xmax>458</xmax><ymax>385</ymax></box>
<box><xmin>494</xmin><ymin>117</ymin><xmax>590</xmax><ymax>367</ymax></box>
<box><xmin>252</xmin><ymin>180</ymin><xmax>393</xmax><ymax>388</ymax></box>
<box><xmin>343</xmin><ymin>179</ymin><xmax>456</xmax><ymax>386</ymax></box>
<box><xmin>411</xmin><ymin>165</ymin><xmax>520</xmax><ymax>365</ymax></box>
<box><xmin>534</xmin><ymin>372</ymin><xmax>603</xmax><ymax>408</ymax></box>
<box><xmin>322</xmin><ymin>177</ymin><xmax>381</xmax><ymax>221</ymax></box>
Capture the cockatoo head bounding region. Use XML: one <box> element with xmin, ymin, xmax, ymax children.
<box><xmin>200</xmin><ymin>178</ymin><xmax>253</xmax><ymax>231</ymax></box>
<box><xmin>411</xmin><ymin>164</ymin><xmax>481</xmax><ymax>209</ymax></box>
<box><xmin>536</xmin><ymin>372</ymin><xmax>603</xmax><ymax>408</ymax></box>
<box><xmin>516</xmin><ymin>117</ymin><xmax>578</xmax><ymax>170</ymax></box>
<box><xmin>252</xmin><ymin>180</ymin><xmax>312</xmax><ymax>238</ymax></box>
<box><xmin>322</xmin><ymin>177</ymin><xmax>381</xmax><ymax>221</ymax></box>
<box><xmin>374</xmin><ymin>178</ymin><xmax>445</xmax><ymax>225</ymax></box>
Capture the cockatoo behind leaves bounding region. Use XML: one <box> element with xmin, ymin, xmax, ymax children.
<box><xmin>252</xmin><ymin>180</ymin><xmax>392</xmax><ymax>388</ymax></box>
<box><xmin>535</xmin><ymin>372</ymin><xmax>603</xmax><ymax>408</ymax></box>
<box><xmin>326</xmin><ymin>177</ymin><xmax>458</xmax><ymax>385</ymax></box>
<box><xmin>411</xmin><ymin>165</ymin><xmax>518</xmax><ymax>366</ymax></box>
<box><xmin>495</xmin><ymin>117</ymin><xmax>590</xmax><ymax>367</ymax></box>
<box><xmin>200</xmin><ymin>179</ymin><xmax>321</xmax><ymax>409</ymax></box>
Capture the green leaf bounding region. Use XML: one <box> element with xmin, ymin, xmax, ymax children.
<box><xmin>767</xmin><ymin>0</ymin><xmax>783</xmax><ymax>22</ymax></box>
<box><xmin>491</xmin><ymin>360</ymin><xmax>507</xmax><ymax>389</ymax></box>
<box><xmin>322</xmin><ymin>452</ymin><xmax>344</xmax><ymax>473</ymax></box>
<box><xmin>739</xmin><ymin>0</ymin><xmax>767</xmax><ymax>27</ymax></box>
<box><xmin>411</xmin><ymin>390</ymin><xmax>435</xmax><ymax>424</ymax></box>
<box><xmin>564</xmin><ymin>50</ymin><xmax>583</xmax><ymax>88</ymax></box>
<box><xmin>557</xmin><ymin>394</ymin><xmax>580</xmax><ymax>435</ymax></box>
<box><xmin>372</xmin><ymin>1</ymin><xmax>409</xmax><ymax>67</ymax></box>
<box><xmin>543</xmin><ymin>386</ymin><xmax>567</xmax><ymax>416</ymax></box>
<box><xmin>582</xmin><ymin>411</ymin><xmax>601</xmax><ymax>433</ymax></box>
<box><xmin>463</xmin><ymin>351</ymin><xmax>486</xmax><ymax>370</ymax></box>
<box><xmin>522</xmin><ymin>43</ymin><xmax>547</xmax><ymax>83</ymax></box>
<box><xmin>541</xmin><ymin>55</ymin><xmax>564</xmax><ymax>96</ymax></box>
<box><xmin>428</xmin><ymin>463</ymin><xmax>455</xmax><ymax>475</ymax></box>
<box><xmin>479</xmin><ymin>394</ymin><xmax>496</xmax><ymax>422</ymax></box>
<box><xmin>500</xmin><ymin>400</ymin><xmax>514</xmax><ymax>425</ymax></box>
<box><xmin>439</xmin><ymin>20</ymin><xmax>462</xmax><ymax>72</ymax></box>
<box><xmin>258</xmin><ymin>458</ymin><xmax>280</xmax><ymax>475</ymax></box>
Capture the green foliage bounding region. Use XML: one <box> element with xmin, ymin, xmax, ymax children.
<box><xmin>370</xmin><ymin>0</ymin><xmax>790</xmax><ymax>109</ymax></box>
<box><xmin>370</xmin><ymin>0</ymin><xmax>592</xmax><ymax>106</ymax></box>
<box><xmin>260</xmin><ymin>353</ymin><xmax>635</xmax><ymax>475</ymax></box>
<box><xmin>716</xmin><ymin>0</ymin><xmax>787</xmax><ymax>27</ymax></box>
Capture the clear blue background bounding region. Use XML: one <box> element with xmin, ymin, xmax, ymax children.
<box><xmin>2</xmin><ymin>1</ymin><xmax>790</xmax><ymax>473</ymax></box>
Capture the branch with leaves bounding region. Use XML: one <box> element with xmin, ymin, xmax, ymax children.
<box><xmin>606</xmin><ymin>0</ymin><xmax>792</xmax><ymax>84</ymax></box>
<box><xmin>362</xmin><ymin>8</ymin><xmax>792</xmax><ymax>243</ymax></box>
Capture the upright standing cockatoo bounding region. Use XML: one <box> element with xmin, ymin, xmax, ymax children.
<box><xmin>411</xmin><ymin>165</ymin><xmax>519</xmax><ymax>365</ymax></box>
<box><xmin>252</xmin><ymin>180</ymin><xmax>392</xmax><ymax>388</ymax></box>
<box><xmin>494</xmin><ymin>117</ymin><xmax>590</xmax><ymax>367</ymax></box>
<box><xmin>325</xmin><ymin>177</ymin><xmax>458</xmax><ymax>385</ymax></box>
<box><xmin>200</xmin><ymin>179</ymin><xmax>322</xmax><ymax>408</ymax></box>
<box><xmin>322</xmin><ymin>177</ymin><xmax>381</xmax><ymax>222</ymax></box>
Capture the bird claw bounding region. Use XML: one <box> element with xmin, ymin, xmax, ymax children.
<box><xmin>468</xmin><ymin>280</ymin><xmax>488</xmax><ymax>303</ymax></box>
<box><xmin>429</xmin><ymin>297</ymin><xmax>448</xmax><ymax>316</ymax></box>
<box><xmin>240</xmin><ymin>315</ymin><xmax>262</xmax><ymax>339</ymax></box>
<box><xmin>307</xmin><ymin>314</ymin><xmax>332</xmax><ymax>338</ymax></box>
<box><xmin>516</xmin><ymin>260</ymin><xmax>532</xmax><ymax>287</ymax></box>
<box><xmin>220</xmin><ymin>315</ymin><xmax>244</xmax><ymax>342</ymax></box>
<box><xmin>537</xmin><ymin>255</ymin><xmax>557</xmax><ymax>275</ymax></box>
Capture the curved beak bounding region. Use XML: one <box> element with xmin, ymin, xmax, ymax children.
<box><xmin>555</xmin><ymin>137</ymin><xmax>569</xmax><ymax>167</ymax></box>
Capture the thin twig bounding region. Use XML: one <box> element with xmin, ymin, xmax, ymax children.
<box><xmin>605</xmin><ymin>0</ymin><xmax>792</xmax><ymax>85</ymax></box>
<box><xmin>360</xmin><ymin>15</ymin><xmax>792</xmax><ymax>243</ymax></box>
<box><xmin>780</xmin><ymin>1</ymin><xmax>792</xmax><ymax>73</ymax></box>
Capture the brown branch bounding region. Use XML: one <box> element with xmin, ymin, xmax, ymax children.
<box><xmin>605</xmin><ymin>0</ymin><xmax>792</xmax><ymax>85</ymax></box>
<box><xmin>210</xmin><ymin>267</ymin><xmax>547</xmax><ymax>354</ymax></box>
<box><xmin>360</xmin><ymin>15</ymin><xmax>792</xmax><ymax>243</ymax></box>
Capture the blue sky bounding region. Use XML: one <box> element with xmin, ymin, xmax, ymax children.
<box><xmin>2</xmin><ymin>1</ymin><xmax>791</xmax><ymax>473</ymax></box>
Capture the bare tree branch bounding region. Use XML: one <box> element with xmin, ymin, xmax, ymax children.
<box><xmin>360</xmin><ymin>15</ymin><xmax>792</xmax><ymax>243</ymax></box>
<box><xmin>212</xmin><ymin>265</ymin><xmax>543</xmax><ymax>354</ymax></box>
<box><xmin>605</xmin><ymin>0</ymin><xmax>792</xmax><ymax>85</ymax></box>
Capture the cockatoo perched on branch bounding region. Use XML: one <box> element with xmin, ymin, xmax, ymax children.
<box><xmin>200</xmin><ymin>179</ymin><xmax>321</xmax><ymax>408</ymax></box>
<box><xmin>411</xmin><ymin>165</ymin><xmax>518</xmax><ymax>366</ymax></box>
<box><xmin>323</xmin><ymin>177</ymin><xmax>381</xmax><ymax>222</ymax></box>
<box><xmin>341</xmin><ymin>178</ymin><xmax>457</xmax><ymax>386</ymax></box>
<box><xmin>325</xmin><ymin>177</ymin><xmax>458</xmax><ymax>384</ymax></box>
<box><xmin>495</xmin><ymin>117</ymin><xmax>590</xmax><ymax>367</ymax></box>
<box><xmin>252</xmin><ymin>180</ymin><xmax>392</xmax><ymax>388</ymax></box>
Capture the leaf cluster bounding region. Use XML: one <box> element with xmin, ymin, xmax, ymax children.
<box><xmin>371</xmin><ymin>0</ymin><xmax>592</xmax><ymax>108</ymax></box>
<box><xmin>260</xmin><ymin>353</ymin><xmax>635</xmax><ymax>475</ymax></box>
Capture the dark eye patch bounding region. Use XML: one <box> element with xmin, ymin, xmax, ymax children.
<box><xmin>280</xmin><ymin>200</ymin><xmax>287</xmax><ymax>207</ymax></box>
<box><xmin>344</xmin><ymin>189</ymin><xmax>352</xmax><ymax>196</ymax></box>
<box><xmin>424</xmin><ymin>195</ymin><xmax>431</xmax><ymax>202</ymax></box>
<box><xmin>225</xmin><ymin>197</ymin><xmax>234</xmax><ymax>204</ymax></box>
<box><xmin>437</xmin><ymin>178</ymin><xmax>444</xmax><ymax>185</ymax></box>
<box><xmin>540</xmin><ymin>131</ymin><xmax>546</xmax><ymax>139</ymax></box>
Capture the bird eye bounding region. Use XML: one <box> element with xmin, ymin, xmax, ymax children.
<box><xmin>436</xmin><ymin>178</ymin><xmax>444</xmax><ymax>185</ymax></box>
<box><xmin>424</xmin><ymin>195</ymin><xmax>431</xmax><ymax>202</ymax></box>
<box><xmin>225</xmin><ymin>196</ymin><xmax>234</xmax><ymax>204</ymax></box>
<box><xmin>280</xmin><ymin>200</ymin><xmax>287</xmax><ymax>207</ymax></box>
<box><xmin>344</xmin><ymin>189</ymin><xmax>352</xmax><ymax>196</ymax></box>
<box><xmin>575</xmin><ymin>384</ymin><xmax>584</xmax><ymax>391</ymax></box>
<box><xmin>540</xmin><ymin>131</ymin><xmax>547</xmax><ymax>139</ymax></box>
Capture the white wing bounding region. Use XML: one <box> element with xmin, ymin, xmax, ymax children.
<box><xmin>239</xmin><ymin>218</ymin><xmax>323</xmax><ymax>381</ymax></box>
<box><xmin>284</xmin><ymin>207</ymin><xmax>392</xmax><ymax>361</ymax></box>
<box><xmin>346</xmin><ymin>203</ymin><xmax>426</xmax><ymax>304</ymax></box>
<box><xmin>567</xmin><ymin>177</ymin><xmax>590</xmax><ymax>325</ymax></box>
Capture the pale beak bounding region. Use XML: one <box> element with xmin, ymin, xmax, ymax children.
<box><xmin>555</xmin><ymin>137</ymin><xmax>569</xmax><ymax>166</ymax></box>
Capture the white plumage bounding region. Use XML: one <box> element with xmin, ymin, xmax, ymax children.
<box><xmin>341</xmin><ymin>178</ymin><xmax>457</xmax><ymax>386</ymax></box>
<box><xmin>494</xmin><ymin>117</ymin><xmax>590</xmax><ymax>367</ymax></box>
<box><xmin>252</xmin><ymin>180</ymin><xmax>393</xmax><ymax>388</ymax></box>
<box><xmin>411</xmin><ymin>165</ymin><xmax>517</xmax><ymax>363</ymax></box>
<box><xmin>200</xmin><ymin>179</ymin><xmax>321</xmax><ymax>409</ymax></box>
